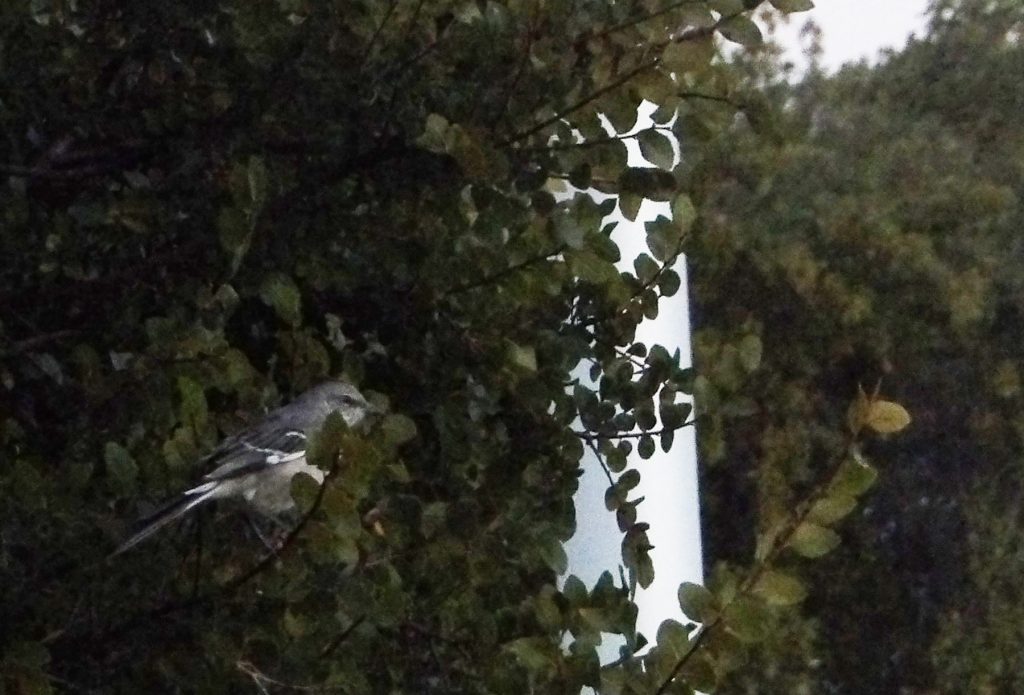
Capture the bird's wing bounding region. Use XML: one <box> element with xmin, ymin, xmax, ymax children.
<box><xmin>200</xmin><ymin>424</ymin><xmax>309</xmax><ymax>482</ymax></box>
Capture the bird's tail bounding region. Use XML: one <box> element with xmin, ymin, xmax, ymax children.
<box><xmin>111</xmin><ymin>484</ymin><xmax>219</xmax><ymax>556</ymax></box>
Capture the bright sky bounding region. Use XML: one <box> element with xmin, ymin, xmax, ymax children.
<box><xmin>564</xmin><ymin>0</ymin><xmax>934</xmax><ymax>671</ymax></box>
<box><xmin>773</xmin><ymin>0</ymin><xmax>931</xmax><ymax>72</ymax></box>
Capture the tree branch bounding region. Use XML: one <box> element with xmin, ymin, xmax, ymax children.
<box><xmin>440</xmin><ymin>246</ymin><xmax>566</xmax><ymax>297</ymax></box>
<box><xmin>502</xmin><ymin>59</ymin><xmax>658</xmax><ymax>147</ymax></box>
<box><xmin>653</xmin><ymin>435</ymin><xmax>860</xmax><ymax>694</ymax></box>
<box><xmin>573</xmin><ymin>423</ymin><xmax>694</xmax><ymax>441</ymax></box>
<box><xmin>359</xmin><ymin>0</ymin><xmax>401</xmax><ymax>73</ymax></box>
<box><xmin>580</xmin><ymin>0</ymin><xmax>705</xmax><ymax>46</ymax></box>
<box><xmin>504</xmin><ymin>10</ymin><xmax>742</xmax><ymax>147</ymax></box>
<box><xmin>521</xmin><ymin>125</ymin><xmax>674</xmax><ymax>154</ymax></box>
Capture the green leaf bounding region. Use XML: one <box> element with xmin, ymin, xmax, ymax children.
<box><xmin>381</xmin><ymin>413</ymin><xmax>418</xmax><ymax>448</ymax></box>
<box><xmin>619</xmin><ymin>192</ymin><xmax>643</xmax><ymax>222</ymax></box>
<box><xmin>787</xmin><ymin>523</ymin><xmax>841</xmax><ymax>558</ymax></box>
<box><xmin>829</xmin><ymin>456</ymin><xmax>878</xmax><ymax>498</ymax></box>
<box><xmin>636</xmin><ymin>549</ymin><xmax>655</xmax><ymax>589</ymax></box>
<box><xmin>540</xmin><ymin>538</ymin><xmax>568</xmax><ymax>574</ymax></box>
<box><xmin>723</xmin><ymin>597</ymin><xmax>770</xmax><ymax>643</ymax></box>
<box><xmin>710</xmin><ymin>0</ymin><xmax>744</xmax><ymax>12</ymax></box>
<box><xmin>556</xmin><ymin>215</ymin><xmax>586</xmax><ymax>250</ymax></box>
<box><xmin>563</xmin><ymin>574</ymin><xmax>587</xmax><ymax>603</ymax></box>
<box><xmin>567</xmin><ymin>249</ymin><xmax>620</xmax><ymax>285</ymax></box>
<box><xmin>637</xmin><ymin>129</ymin><xmax>675</xmax><ymax>170</ymax></box>
<box><xmin>634</xmin><ymin>253</ymin><xmax>660</xmax><ymax>285</ymax></box>
<box><xmin>737</xmin><ymin>334</ymin><xmax>762</xmax><ymax>372</ymax></box>
<box><xmin>619</xmin><ymin>468</ymin><xmax>641</xmax><ymax>490</ymax></box>
<box><xmin>605</xmin><ymin>483</ymin><xmax>624</xmax><ymax>511</ymax></box>
<box><xmin>658</xmin><ymin>269</ymin><xmax>681</xmax><ymax>297</ymax></box>
<box><xmin>218</xmin><ymin>205</ymin><xmax>251</xmax><ymax>260</ymax></box>
<box><xmin>718</xmin><ymin>15</ymin><xmax>763</xmax><ymax>47</ymax></box>
<box><xmin>646</xmin><ymin>217</ymin><xmax>682</xmax><ymax>262</ymax></box>
<box><xmin>679</xmin><ymin>653</ymin><xmax>717</xmax><ymax>692</ymax></box>
<box><xmin>808</xmin><ymin>494</ymin><xmax>858</xmax><ymax>526</ymax></box>
<box><xmin>659</xmin><ymin>427</ymin><xmax>675</xmax><ymax>452</ymax></box>
<box><xmin>661</xmin><ymin>37</ymin><xmax>715</xmax><ymax>74</ymax></box>
<box><xmin>672</xmin><ymin>194</ymin><xmax>697</xmax><ymax>234</ymax></box>
<box><xmin>754</xmin><ymin>570</ymin><xmax>806</xmax><ymax>606</ymax></box>
<box><xmin>283</xmin><ymin>608</ymin><xmax>308</xmax><ymax>638</ymax></box>
<box><xmin>259</xmin><ymin>273</ymin><xmax>303</xmax><ymax>327</ymax></box>
<box><xmin>290</xmin><ymin>470</ymin><xmax>322</xmax><ymax>512</ymax></box>
<box><xmin>417</xmin><ymin>113</ymin><xmax>450</xmax><ymax>153</ymax></box>
<box><xmin>655</xmin><ymin>619</ymin><xmax>691</xmax><ymax>658</ymax></box>
<box><xmin>307</xmin><ymin>411</ymin><xmax>348</xmax><ymax>470</ymax></box>
<box><xmin>506</xmin><ymin>637</ymin><xmax>554</xmax><ymax>672</ymax></box>
<box><xmin>660</xmin><ymin>402</ymin><xmax>692</xmax><ymax>430</ymax></box>
<box><xmin>677</xmin><ymin>582</ymin><xmax>716</xmax><ymax>622</ymax></box>
<box><xmin>770</xmin><ymin>0</ymin><xmax>814</xmax><ymax>12</ymax></box>
<box><xmin>177</xmin><ymin>375</ymin><xmax>208</xmax><ymax>431</ymax></box>
<box><xmin>638</xmin><ymin>434</ymin><xmax>656</xmax><ymax>459</ymax></box>
<box><xmin>568</xmin><ymin>163</ymin><xmax>592</xmax><ymax>189</ymax></box>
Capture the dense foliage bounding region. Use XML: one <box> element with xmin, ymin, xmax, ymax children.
<box><xmin>690</xmin><ymin>0</ymin><xmax>1024</xmax><ymax>691</ymax></box>
<box><xmin>0</xmin><ymin>0</ymin><xmax>848</xmax><ymax>692</ymax></box>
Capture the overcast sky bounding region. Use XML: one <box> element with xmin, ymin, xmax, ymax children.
<box><xmin>774</xmin><ymin>0</ymin><xmax>932</xmax><ymax>72</ymax></box>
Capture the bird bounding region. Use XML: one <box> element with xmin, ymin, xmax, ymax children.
<box><xmin>113</xmin><ymin>380</ymin><xmax>377</xmax><ymax>554</ymax></box>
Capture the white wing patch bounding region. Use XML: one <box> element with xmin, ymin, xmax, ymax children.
<box><xmin>185</xmin><ymin>480</ymin><xmax>219</xmax><ymax>496</ymax></box>
<box><xmin>241</xmin><ymin>430</ymin><xmax>307</xmax><ymax>465</ymax></box>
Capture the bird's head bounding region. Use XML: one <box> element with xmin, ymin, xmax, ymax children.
<box><xmin>304</xmin><ymin>380</ymin><xmax>382</xmax><ymax>427</ymax></box>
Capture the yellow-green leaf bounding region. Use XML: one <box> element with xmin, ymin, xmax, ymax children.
<box><xmin>787</xmin><ymin>522</ymin><xmax>841</xmax><ymax>558</ymax></box>
<box><xmin>507</xmin><ymin>342</ymin><xmax>538</xmax><ymax>372</ymax></box>
<box><xmin>808</xmin><ymin>494</ymin><xmax>858</xmax><ymax>526</ymax></box>
<box><xmin>865</xmin><ymin>400</ymin><xmax>911</xmax><ymax>434</ymax></box>
<box><xmin>754</xmin><ymin>570</ymin><xmax>806</xmax><ymax>606</ymax></box>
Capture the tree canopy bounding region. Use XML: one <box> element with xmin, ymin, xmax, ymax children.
<box><xmin>0</xmin><ymin>0</ymin><xmax>935</xmax><ymax>692</ymax></box>
<box><xmin>689</xmin><ymin>0</ymin><xmax>1024</xmax><ymax>691</ymax></box>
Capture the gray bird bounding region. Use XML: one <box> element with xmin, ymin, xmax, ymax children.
<box><xmin>114</xmin><ymin>380</ymin><xmax>376</xmax><ymax>554</ymax></box>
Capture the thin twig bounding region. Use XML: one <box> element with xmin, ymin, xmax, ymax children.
<box><xmin>440</xmin><ymin>246</ymin><xmax>566</xmax><ymax>297</ymax></box>
<box><xmin>520</xmin><ymin>125</ymin><xmax>674</xmax><ymax>154</ymax></box>
<box><xmin>580</xmin><ymin>0</ymin><xmax>704</xmax><ymax>46</ymax></box>
<box><xmin>237</xmin><ymin>659</ymin><xmax>354</xmax><ymax>693</ymax></box>
<box><xmin>576</xmin><ymin>240</ymin><xmax>687</xmax><ymax>329</ymax></box>
<box><xmin>320</xmin><ymin>615</ymin><xmax>367</xmax><ymax>657</ymax></box>
<box><xmin>573</xmin><ymin>423</ymin><xmax>694</xmax><ymax>441</ymax></box>
<box><xmin>503</xmin><ymin>10</ymin><xmax>742</xmax><ymax>147</ymax></box>
<box><xmin>359</xmin><ymin>0</ymin><xmax>401</xmax><ymax>73</ymax></box>
<box><xmin>585</xmin><ymin>439</ymin><xmax>616</xmax><ymax>487</ymax></box>
<box><xmin>502</xmin><ymin>59</ymin><xmax>657</xmax><ymax>147</ymax></box>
